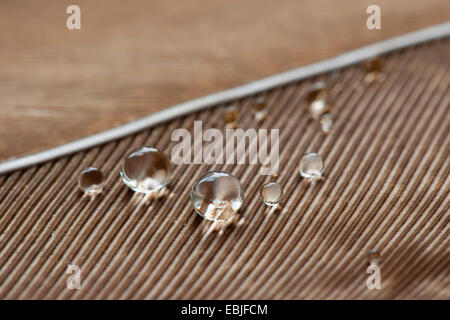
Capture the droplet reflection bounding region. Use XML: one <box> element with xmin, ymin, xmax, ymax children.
<box><xmin>190</xmin><ymin>171</ymin><xmax>244</xmax><ymax>222</ymax></box>
<box><xmin>121</xmin><ymin>146</ymin><xmax>171</xmax><ymax>194</ymax></box>
<box><xmin>299</xmin><ymin>153</ymin><xmax>324</xmax><ymax>179</ymax></box>
<box><xmin>78</xmin><ymin>167</ymin><xmax>105</xmax><ymax>195</ymax></box>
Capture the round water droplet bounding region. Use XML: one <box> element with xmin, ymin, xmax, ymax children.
<box><xmin>253</xmin><ymin>97</ymin><xmax>266</xmax><ymax>111</ymax></box>
<box><xmin>320</xmin><ymin>113</ymin><xmax>333</xmax><ymax>133</ymax></box>
<box><xmin>299</xmin><ymin>153</ymin><xmax>324</xmax><ymax>179</ymax></box>
<box><xmin>368</xmin><ymin>248</ymin><xmax>381</xmax><ymax>265</ymax></box>
<box><xmin>190</xmin><ymin>171</ymin><xmax>244</xmax><ymax>221</ymax></box>
<box><xmin>121</xmin><ymin>146</ymin><xmax>171</xmax><ymax>194</ymax></box>
<box><xmin>78</xmin><ymin>167</ymin><xmax>105</xmax><ymax>195</ymax></box>
<box><xmin>260</xmin><ymin>182</ymin><xmax>283</xmax><ymax>206</ymax></box>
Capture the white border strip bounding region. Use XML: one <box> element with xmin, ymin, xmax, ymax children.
<box><xmin>1</xmin><ymin>22</ymin><xmax>449</xmax><ymax>175</ymax></box>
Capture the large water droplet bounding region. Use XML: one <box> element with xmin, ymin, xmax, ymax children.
<box><xmin>190</xmin><ymin>171</ymin><xmax>244</xmax><ymax>221</ymax></box>
<box><xmin>78</xmin><ymin>167</ymin><xmax>105</xmax><ymax>195</ymax></box>
<box><xmin>260</xmin><ymin>182</ymin><xmax>283</xmax><ymax>206</ymax></box>
<box><xmin>299</xmin><ymin>153</ymin><xmax>324</xmax><ymax>179</ymax></box>
<box><xmin>121</xmin><ymin>146</ymin><xmax>171</xmax><ymax>193</ymax></box>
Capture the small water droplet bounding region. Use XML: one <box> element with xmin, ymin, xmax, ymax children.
<box><xmin>121</xmin><ymin>146</ymin><xmax>171</xmax><ymax>194</ymax></box>
<box><xmin>252</xmin><ymin>97</ymin><xmax>268</xmax><ymax>122</ymax></box>
<box><xmin>260</xmin><ymin>182</ymin><xmax>283</xmax><ymax>206</ymax></box>
<box><xmin>253</xmin><ymin>97</ymin><xmax>266</xmax><ymax>110</ymax></box>
<box><xmin>254</xmin><ymin>110</ymin><xmax>268</xmax><ymax>122</ymax></box>
<box><xmin>365</xmin><ymin>58</ymin><xmax>383</xmax><ymax>73</ymax></box>
<box><xmin>78</xmin><ymin>167</ymin><xmax>105</xmax><ymax>195</ymax></box>
<box><xmin>190</xmin><ymin>171</ymin><xmax>244</xmax><ymax>221</ymax></box>
<box><xmin>307</xmin><ymin>82</ymin><xmax>329</xmax><ymax>119</ymax></box>
<box><xmin>320</xmin><ymin>113</ymin><xmax>333</xmax><ymax>133</ymax></box>
<box><xmin>364</xmin><ymin>58</ymin><xmax>385</xmax><ymax>84</ymax></box>
<box><xmin>368</xmin><ymin>248</ymin><xmax>381</xmax><ymax>265</ymax></box>
<box><xmin>300</xmin><ymin>153</ymin><xmax>324</xmax><ymax>179</ymax></box>
<box><xmin>223</xmin><ymin>106</ymin><xmax>239</xmax><ymax>128</ymax></box>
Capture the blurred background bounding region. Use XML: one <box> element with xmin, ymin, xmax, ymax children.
<box><xmin>0</xmin><ymin>0</ymin><xmax>449</xmax><ymax>161</ymax></box>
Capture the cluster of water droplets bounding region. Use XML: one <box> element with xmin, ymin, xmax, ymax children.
<box><xmin>75</xmin><ymin>58</ymin><xmax>391</xmax><ymax>225</ymax></box>
<box><xmin>79</xmin><ymin>147</ymin><xmax>172</xmax><ymax>201</ymax></box>
<box><xmin>306</xmin><ymin>82</ymin><xmax>334</xmax><ymax>134</ymax></box>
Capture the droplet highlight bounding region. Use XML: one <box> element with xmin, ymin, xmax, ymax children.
<box><xmin>299</xmin><ymin>153</ymin><xmax>324</xmax><ymax>179</ymax></box>
<box><xmin>307</xmin><ymin>82</ymin><xmax>329</xmax><ymax>120</ymax></box>
<box><xmin>252</xmin><ymin>97</ymin><xmax>268</xmax><ymax>122</ymax></box>
<box><xmin>78</xmin><ymin>167</ymin><xmax>105</xmax><ymax>195</ymax></box>
<box><xmin>260</xmin><ymin>182</ymin><xmax>283</xmax><ymax>206</ymax></box>
<box><xmin>190</xmin><ymin>171</ymin><xmax>244</xmax><ymax>221</ymax></box>
<box><xmin>121</xmin><ymin>146</ymin><xmax>171</xmax><ymax>194</ymax></box>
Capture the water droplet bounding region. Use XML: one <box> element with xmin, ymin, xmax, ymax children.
<box><xmin>190</xmin><ymin>171</ymin><xmax>244</xmax><ymax>221</ymax></box>
<box><xmin>252</xmin><ymin>97</ymin><xmax>268</xmax><ymax>122</ymax></box>
<box><xmin>368</xmin><ymin>248</ymin><xmax>381</xmax><ymax>265</ymax></box>
<box><xmin>253</xmin><ymin>97</ymin><xmax>266</xmax><ymax>110</ymax></box>
<box><xmin>78</xmin><ymin>167</ymin><xmax>105</xmax><ymax>195</ymax></box>
<box><xmin>307</xmin><ymin>82</ymin><xmax>329</xmax><ymax>119</ymax></box>
<box><xmin>299</xmin><ymin>153</ymin><xmax>324</xmax><ymax>179</ymax></box>
<box><xmin>330</xmin><ymin>69</ymin><xmax>342</xmax><ymax>82</ymax></box>
<box><xmin>260</xmin><ymin>182</ymin><xmax>283</xmax><ymax>206</ymax></box>
<box><xmin>223</xmin><ymin>106</ymin><xmax>239</xmax><ymax>128</ymax></box>
<box><xmin>121</xmin><ymin>146</ymin><xmax>171</xmax><ymax>194</ymax></box>
<box><xmin>254</xmin><ymin>109</ymin><xmax>268</xmax><ymax>122</ymax></box>
<box><xmin>140</xmin><ymin>188</ymin><xmax>170</xmax><ymax>205</ymax></box>
<box><xmin>320</xmin><ymin>113</ymin><xmax>333</xmax><ymax>133</ymax></box>
<box><xmin>364</xmin><ymin>58</ymin><xmax>385</xmax><ymax>84</ymax></box>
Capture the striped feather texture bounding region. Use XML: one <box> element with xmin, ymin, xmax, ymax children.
<box><xmin>0</xmin><ymin>38</ymin><xmax>449</xmax><ymax>299</ymax></box>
